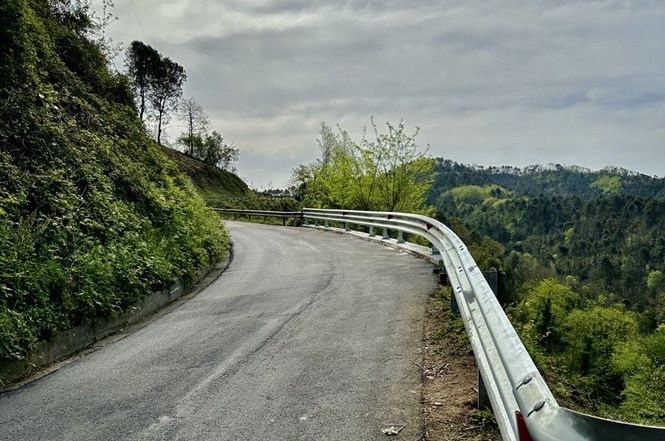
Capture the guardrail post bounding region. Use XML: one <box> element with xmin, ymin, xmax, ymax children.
<box><xmin>345</xmin><ymin>221</ymin><xmax>349</xmax><ymax>231</ymax></box>
<box><xmin>478</xmin><ymin>371</ymin><xmax>490</xmax><ymax>410</ymax></box>
<box><xmin>314</xmin><ymin>219</ymin><xmax>318</xmax><ymax>226</ymax></box>
<box><xmin>397</xmin><ymin>231</ymin><xmax>404</xmax><ymax>243</ymax></box>
<box><xmin>324</xmin><ymin>219</ymin><xmax>329</xmax><ymax>228</ymax></box>
<box><xmin>369</xmin><ymin>225</ymin><xmax>374</xmax><ymax>237</ymax></box>
<box><xmin>477</xmin><ymin>268</ymin><xmax>499</xmax><ymax>411</ymax></box>
<box><xmin>430</xmin><ymin>245</ymin><xmax>440</xmax><ymax>255</ymax></box>
<box><xmin>382</xmin><ymin>227</ymin><xmax>389</xmax><ymax>239</ymax></box>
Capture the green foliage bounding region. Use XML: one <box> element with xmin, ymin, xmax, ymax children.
<box><xmin>126</xmin><ymin>40</ymin><xmax>161</xmax><ymax>120</ymax></box>
<box><xmin>0</xmin><ymin>0</ymin><xmax>226</xmax><ymax>362</ymax></box>
<box><xmin>126</xmin><ymin>39</ymin><xmax>186</xmax><ymax>144</ymax></box>
<box><xmin>149</xmin><ymin>55</ymin><xmax>186</xmax><ymax>145</ymax></box>
<box><xmin>292</xmin><ymin>120</ymin><xmax>434</xmax><ymax>214</ymax></box>
<box><xmin>161</xmin><ymin>146</ymin><xmax>249</xmax><ymax>203</ymax></box>
<box><xmin>562</xmin><ymin>306</ymin><xmax>637</xmax><ymax>395</ymax></box>
<box><xmin>612</xmin><ymin>326</ymin><xmax>665</xmax><ymax>424</ymax></box>
<box><xmin>178</xmin><ymin>131</ymin><xmax>239</xmax><ymax>170</ymax></box>
<box><xmin>510</xmin><ymin>281</ymin><xmax>665</xmax><ymax>422</ymax></box>
<box><xmin>448</xmin><ymin>184</ymin><xmax>511</xmax><ymax>206</ymax></box>
<box><xmin>647</xmin><ymin>270</ymin><xmax>664</xmax><ymax>292</ymax></box>
<box><xmin>513</xmin><ymin>279</ymin><xmax>578</xmax><ymax>349</ymax></box>
<box><xmin>431</xmin><ymin>161</ymin><xmax>665</xmax><ymax>310</ymax></box>
<box><xmin>591</xmin><ymin>175</ymin><xmax>623</xmax><ymax>195</ymax></box>
<box><xmin>429</xmin><ymin>160</ymin><xmax>665</xmax><ymax>424</ymax></box>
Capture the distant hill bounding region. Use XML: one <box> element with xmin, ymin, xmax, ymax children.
<box><xmin>428</xmin><ymin>159</ymin><xmax>665</xmax><ymax>200</ymax></box>
<box><xmin>161</xmin><ymin>147</ymin><xmax>250</xmax><ymax>203</ymax></box>
<box><xmin>427</xmin><ymin>158</ymin><xmax>665</xmax><ymax>309</ymax></box>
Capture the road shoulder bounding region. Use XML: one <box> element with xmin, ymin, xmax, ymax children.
<box><xmin>421</xmin><ymin>288</ymin><xmax>501</xmax><ymax>441</ymax></box>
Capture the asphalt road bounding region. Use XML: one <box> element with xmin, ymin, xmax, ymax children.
<box><xmin>0</xmin><ymin>222</ymin><xmax>437</xmax><ymax>441</ymax></box>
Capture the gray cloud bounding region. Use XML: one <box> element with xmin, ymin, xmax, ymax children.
<box><xmin>99</xmin><ymin>0</ymin><xmax>665</xmax><ymax>188</ymax></box>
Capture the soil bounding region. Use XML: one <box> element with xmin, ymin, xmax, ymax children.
<box><xmin>421</xmin><ymin>288</ymin><xmax>502</xmax><ymax>441</ymax></box>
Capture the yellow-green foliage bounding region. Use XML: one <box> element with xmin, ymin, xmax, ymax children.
<box><xmin>448</xmin><ymin>184</ymin><xmax>511</xmax><ymax>207</ymax></box>
<box><xmin>294</xmin><ymin>122</ymin><xmax>434</xmax><ymax>214</ymax></box>
<box><xmin>513</xmin><ymin>279</ymin><xmax>578</xmax><ymax>348</ymax></box>
<box><xmin>0</xmin><ymin>0</ymin><xmax>227</xmax><ymax>361</ymax></box>
<box><xmin>612</xmin><ymin>325</ymin><xmax>665</xmax><ymax>424</ymax></box>
<box><xmin>591</xmin><ymin>175</ymin><xmax>623</xmax><ymax>195</ymax></box>
<box><xmin>511</xmin><ymin>278</ymin><xmax>665</xmax><ymax>425</ymax></box>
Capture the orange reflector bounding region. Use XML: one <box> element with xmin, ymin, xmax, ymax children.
<box><xmin>516</xmin><ymin>411</ymin><xmax>534</xmax><ymax>441</ymax></box>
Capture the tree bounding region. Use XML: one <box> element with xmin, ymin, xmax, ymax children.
<box><xmin>178</xmin><ymin>97</ymin><xmax>208</xmax><ymax>156</ymax></box>
<box><xmin>125</xmin><ymin>41</ymin><xmax>160</xmax><ymax>121</ymax></box>
<box><xmin>149</xmin><ymin>57</ymin><xmax>186</xmax><ymax>145</ymax></box>
<box><xmin>292</xmin><ymin>119</ymin><xmax>434</xmax><ymax>213</ymax></box>
<box><xmin>194</xmin><ymin>131</ymin><xmax>238</xmax><ymax>171</ymax></box>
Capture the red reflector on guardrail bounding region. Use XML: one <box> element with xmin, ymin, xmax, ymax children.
<box><xmin>516</xmin><ymin>411</ymin><xmax>534</xmax><ymax>441</ymax></box>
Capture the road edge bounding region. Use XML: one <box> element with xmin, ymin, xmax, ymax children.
<box><xmin>0</xmin><ymin>245</ymin><xmax>233</xmax><ymax>392</ymax></box>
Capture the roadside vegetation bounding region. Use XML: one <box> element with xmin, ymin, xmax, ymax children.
<box><xmin>0</xmin><ymin>0</ymin><xmax>227</xmax><ymax>371</ymax></box>
<box><xmin>290</xmin><ymin>120</ymin><xmax>434</xmax><ymax>214</ymax></box>
<box><xmin>429</xmin><ymin>160</ymin><xmax>665</xmax><ymax>425</ymax></box>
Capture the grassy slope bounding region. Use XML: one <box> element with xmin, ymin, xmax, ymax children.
<box><xmin>0</xmin><ymin>0</ymin><xmax>227</xmax><ymax>365</ymax></box>
<box><xmin>161</xmin><ymin>147</ymin><xmax>250</xmax><ymax>203</ymax></box>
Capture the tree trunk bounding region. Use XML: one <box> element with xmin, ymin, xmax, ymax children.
<box><xmin>188</xmin><ymin>111</ymin><xmax>194</xmax><ymax>156</ymax></box>
<box><xmin>139</xmin><ymin>89</ymin><xmax>145</xmax><ymax>121</ymax></box>
<box><xmin>157</xmin><ymin>109</ymin><xmax>163</xmax><ymax>145</ymax></box>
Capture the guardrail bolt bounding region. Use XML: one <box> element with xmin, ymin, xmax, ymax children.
<box><xmin>527</xmin><ymin>400</ymin><xmax>546</xmax><ymax>417</ymax></box>
<box><xmin>517</xmin><ymin>375</ymin><xmax>533</xmax><ymax>389</ymax></box>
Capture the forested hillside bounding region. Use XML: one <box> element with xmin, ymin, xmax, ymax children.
<box><xmin>430</xmin><ymin>159</ymin><xmax>665</xmax><ymax>200</ymax></box>
<box><xmin>0</xmin><ymin>0</ymin><xmax>226</xmax><ymax>370</ymax></box>
<box><xmin>429</xmin><ymin>159</ymin><xmax>665</xmax><ymax>424</ymax></box>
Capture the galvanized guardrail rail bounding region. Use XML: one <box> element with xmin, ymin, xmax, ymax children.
<box><xmin>212</xmin><ymin>208</ymin><xmax>302</xmax><ymax>226</ymax></box>
<box><xmin>217</xmin><ymin>207</ymin><xmax>665</xmax><ymax>441</ymax></box>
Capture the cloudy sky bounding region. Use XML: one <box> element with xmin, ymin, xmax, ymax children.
<box><xmin>99</xmin><ymin>0</ymin><xmax>665</xmax><ymax>188</ymax></box>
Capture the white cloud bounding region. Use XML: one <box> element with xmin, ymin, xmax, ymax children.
<box><xmin>99</xmin><ymin>0</ymin><xmax>665</xmax><ymax>187</ymax></box>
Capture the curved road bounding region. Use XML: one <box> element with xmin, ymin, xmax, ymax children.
<box><xmin>0</xmin><ymin>222</ymin><xmax>437</xmax><ymax>440</ymax></box>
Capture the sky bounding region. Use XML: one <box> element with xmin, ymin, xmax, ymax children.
<box><xmin>97</xmin><ymin>0</ymin><xmax>665</xmax><ymax>189</ymax></box>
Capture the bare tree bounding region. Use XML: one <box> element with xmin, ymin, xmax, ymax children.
<box><xmin>178</xmin><ymin>98</ymin><xmax>208</xmax><ymax>156</ymax></box>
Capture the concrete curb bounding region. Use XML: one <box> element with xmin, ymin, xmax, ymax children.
<box><xmin>0</xmin><ymin>248</ymin><xmax>232</xmax><ymax>388</ymax></box>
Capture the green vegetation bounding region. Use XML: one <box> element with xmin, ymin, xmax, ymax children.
<box><xmin>291</xmin><ymin>120</ymin><xmax>434</xmax><ymax>214</ymax></box>
<box><xmin>161</xmin><ymin>147</ymin><xmax>249</xmax><ymax>202</ymax></box>
<box><xmin>175</xmin><ymin>98</ymin><xmax>239</xmax><ymax>171</ymax></box>
<box><xmin>0</xmin><ymin>0</ymin><xmax>227</xmax><ymax>366</ymax></box>
<box><xmin>429</xmin><ymin>160</ymin><xmax>665</xmax><ymax>425</ymax></box>
<box><xmin>126</xmin><ymin>39</ymin><xmax>186</xmax><ymax>145</ymax></box>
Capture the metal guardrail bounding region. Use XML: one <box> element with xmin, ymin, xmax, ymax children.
<box><xmin>299</xmin><ymin>208</ymin><xmax>665</xmax><ymax>441</ymax></box>
<box><xmin>212</xmin><ymin>208</ymin><xmax>303</xmax><ymax>225</ymax></box>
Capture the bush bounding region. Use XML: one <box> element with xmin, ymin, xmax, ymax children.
<box><xmin>613</xmin><ymin>326</ymin><xmax>665</xmax><ymax>424</ymax></box>
<box><xmin>0</xmin><ymin>0</ymin><xmax>227</xmax><ymax>361</ymax></box>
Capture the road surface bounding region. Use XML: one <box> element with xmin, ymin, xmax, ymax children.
<box><xmin>0</xmin><ymin>222</ymin><xmax>437</xmax><ymax>440</ymax></box>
